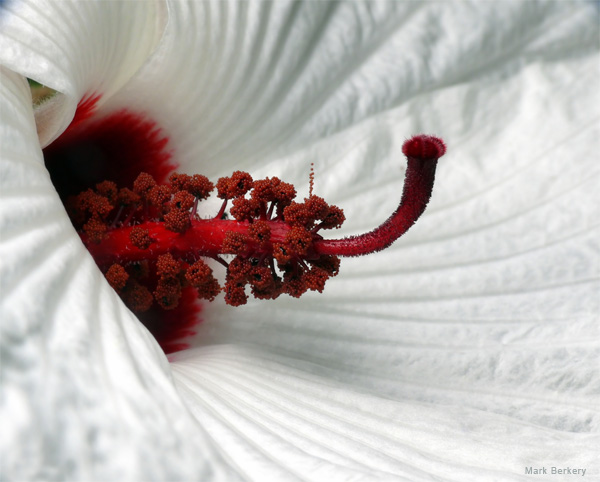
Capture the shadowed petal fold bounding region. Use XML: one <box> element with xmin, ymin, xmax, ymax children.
<box><xmin>0</xmin><ymin>0</ymin><xmax>166</xmax><ymax>145</ymax></box>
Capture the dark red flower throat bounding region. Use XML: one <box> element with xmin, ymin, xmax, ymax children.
<box><xmin>45</xmin><ymin>103</ymin><xmax>444</xmax><ymax>353</ymax></box>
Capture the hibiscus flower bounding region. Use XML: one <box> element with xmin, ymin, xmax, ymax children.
<box><xmin>1</xmin><ymin>1</ymin><xmax>598</xmax><ymax>480</ymax></box>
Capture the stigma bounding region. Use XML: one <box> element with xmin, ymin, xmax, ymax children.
<box><xmin>73</xmin><ymin>135</ymin><xmax>445</xmax><ymax>311</ymax></box>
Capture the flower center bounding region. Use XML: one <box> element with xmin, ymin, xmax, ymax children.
<box><xmin>73</xmin><ymin>135</ymin><xmax>445</xmax><ymax>311</ymax></box>
<box><xmin>43</xmin><ymin>97</ymin><xmax>445</xmax><ymax>353</ymax></box>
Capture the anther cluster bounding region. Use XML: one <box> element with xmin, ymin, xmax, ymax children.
<box><xmin>73</xmin><ymin>171</ymin><xmax>344</xmax><ymax>311</ymax></box>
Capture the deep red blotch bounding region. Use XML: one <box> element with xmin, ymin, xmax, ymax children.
<box><xmin>44</xmin><ymin>95</ymin><xmax>203</xmax><ymax>354</ymax></box>
<box><xmin>44</xmin><ymin>97</ymin><xmax>177</xmax><ymax>200</ymax></box>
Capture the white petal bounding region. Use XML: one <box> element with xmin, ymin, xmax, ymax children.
<box><xmin>172</xmin><ymin>345</ymin><xmax>598</xmax><ymax>480</ymax></box>
<box><xmin>0</xmin><ymin>68</ymin><xmax>236</xmax><ymax>481</ymax></box>
<box><xmin>0</xmin><ymin>0</ymin><xmax>166</xmax><ymax>146</ymax></box>
<box><xmin>102</xmin><ymin>1</ymin><xmax>465</xmax><ymax>175</ymax></box>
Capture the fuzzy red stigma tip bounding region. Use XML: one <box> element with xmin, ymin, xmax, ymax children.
<box><xmin>401</xmin><ymin>134</ymin><xmax>446</xmax><ymax>160</ymax></box>
<box><xmin>74</xmin><ymin>134</ymin><xmax>445</xmax><ymax>311</ymax></box>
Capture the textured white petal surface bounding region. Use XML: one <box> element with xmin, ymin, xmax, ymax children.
<box><xmin>0</xmin><ymin>0</ymin><xmax>166</xmax><ymax>145</ymax></box>
<box><xmin>172</xmin><ymin>344</ymin><xmax>597</xmax><ymax>480</ymax></box>
<box><xmin>109</xmin><ymin>1</ymin><xmax>456</xmax><ymax>175</ymax></box>
<box><xmin>0</xmin><ymin>68</ymin><xmax>236</xmax><ymax>481</ymax></box>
